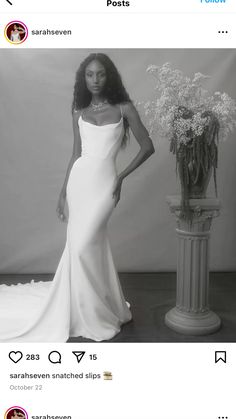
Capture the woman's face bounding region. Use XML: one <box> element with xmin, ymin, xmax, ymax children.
<box><xmin>85</xmin><ymin>60</ymin><xmax>107</xmax><ymax>96</ymax></box>
<box><xmin>13</xmin><ymin>25</ymin><xmax>17</xmax><ymax>30</ymax></box>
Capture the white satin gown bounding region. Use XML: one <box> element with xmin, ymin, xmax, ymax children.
<box><xmin>10</xmin><ymin>32</ymin><xmax>21</xmax><ymax>42</ymax></box>
<box><xmin>0</xmin><ymin>108</ymin><xmax>132</xmax><ymax>342</ymax></box>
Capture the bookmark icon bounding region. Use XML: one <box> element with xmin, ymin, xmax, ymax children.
<box><xmin>215</xmin><ymin>351</ymin><xmax>226</xmax><ymax>364</ymax></box>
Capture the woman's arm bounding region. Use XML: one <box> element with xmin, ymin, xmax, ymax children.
<box><xmin>112</xmin><ymin>102</ymin><xmax>155</xmax><ymax>205</ymax></box>
<box><xmin>56</xmin><ymin>110</ymin><xmax>82</xmax><ymax>221</ymax></box>
<box><xmin>118</xmin><ymin>102</ymin><xmax>155</xmax><ymax>181</ymax></box>
<box><xmin>59</xmin><ymin>110</ymin><xmax>82</xmax><ymax>199</ymax></box>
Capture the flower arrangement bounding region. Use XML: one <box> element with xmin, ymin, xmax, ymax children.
<box><xmin>142</xmin><ymin>62</ymin><xmax>236</xmax><ymax>218</ymax></box>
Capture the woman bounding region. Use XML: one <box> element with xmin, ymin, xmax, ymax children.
<box><xmin>10</xmin><ymin>410</ymin><xmax>25</xmax><ymax>419</ymax></box>
<box><xmin>10</xmin><ymin>24</ymin><xmax>25</xmax><ymax>42</ymax></box>
<box><xmin>0</xmin><ymin>53</ymin><xmax>155</xmax><ymax>342</ymax></box>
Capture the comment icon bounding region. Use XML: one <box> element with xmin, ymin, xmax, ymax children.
<box><xmin>48</xmin><ymin>351</ymin><xmax>62</xmax><ymax>364</ymax></box>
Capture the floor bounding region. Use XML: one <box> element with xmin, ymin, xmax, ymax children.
<box><xmin>0</xmin><ymin>272</ymin><xmax>235</xmax><ymax>343</ymax></box>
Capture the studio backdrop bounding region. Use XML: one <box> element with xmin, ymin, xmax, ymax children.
<box><xmin>0</xmin><ymin>49</ymin><xmax>236</xmax><ymax>273</ymax></box>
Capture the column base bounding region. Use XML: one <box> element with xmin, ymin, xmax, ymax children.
<box><xmin>165</xmin><ymin>307</ymin><xmax>221</xmax><ymax>335</ymax></box>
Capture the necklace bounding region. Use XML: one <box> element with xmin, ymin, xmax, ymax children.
<box><xmin>90</xmin><ymin>99</ymin><xmax>108</xmax><ymax>112</ymax></box>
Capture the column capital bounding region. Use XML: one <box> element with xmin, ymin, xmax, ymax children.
<box><xmin>166</xmin><ymin>195</ymin><xmax>221</xmax><ymax>232</ymax></box>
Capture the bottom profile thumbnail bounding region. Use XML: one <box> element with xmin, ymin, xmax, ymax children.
<box><xmin>5</xmin><ymin>407</ymin><xmax>28</xmax><ymax>419</ymax></box>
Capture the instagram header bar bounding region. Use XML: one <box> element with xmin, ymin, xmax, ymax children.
<box><xmin>1</xmin><ymin>0</ymin><xmax>236</xmax><ymax>14</ymax></box>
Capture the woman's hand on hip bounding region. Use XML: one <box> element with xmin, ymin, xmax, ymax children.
<box><xmin>112</xmin><ymin>177</ymin><xmax>123</xmax><ymax>207</ymax></box>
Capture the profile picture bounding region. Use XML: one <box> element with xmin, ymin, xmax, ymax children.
<box><xmin>5</xmin><ymin>406</ymin><xmax>28</xmax><ymax>419</ymax></box>
<box><xmin>4</xmin><ymin>21</ymin><xmax>28</xmax><ymax>44</ymax></box>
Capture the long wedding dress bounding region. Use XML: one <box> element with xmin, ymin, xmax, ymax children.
<box><xmin>0</xmin><ymin>105</ymin><xmax>132</xmax><ymax>342</ymax></box>
<box><xmin>10</xmin><ymin>32</ymin><xmax>21</xmax><ymax>42</ymax></box>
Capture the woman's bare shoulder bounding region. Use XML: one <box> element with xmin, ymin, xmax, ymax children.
<box><xmin>72</xmin><ymin>108</ymin><xmax>83</xmax><ymax>120</ymax></box>
<box><xmin>73</xmin><ymin>108</ymin><xmax>82</xmax><ymax>115</ymax></box>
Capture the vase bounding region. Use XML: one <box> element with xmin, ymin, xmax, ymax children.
<box><xmin>172</xmin><ymin>111</ymin><xmax>219</xmax><ymax>218</ymax></box>
<box><xmin>178</xmin><ymin>158</ymin><xmax>214</xmax><ymax>219</ymax></box>
<box><xmin>187</xmin><ymin>164</ymin><xmax>213</xmax><ymax>199</ymax></box>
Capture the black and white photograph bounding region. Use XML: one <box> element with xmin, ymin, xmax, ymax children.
<box><xmin>0</xmin><ymin>49</ymin><xmax>236</xmax><ymax>343</ymax></box>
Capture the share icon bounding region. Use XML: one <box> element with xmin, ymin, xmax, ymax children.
<box><xmin>72</xmin><ymin>351</ymin><xmax>86</xmax><ymax>363</ymax></box>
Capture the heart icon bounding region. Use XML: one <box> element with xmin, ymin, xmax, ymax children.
<box><xmin>9</xmin><ymin>351</ymin><xmax>23</xmax><ymax>363</ymax></box>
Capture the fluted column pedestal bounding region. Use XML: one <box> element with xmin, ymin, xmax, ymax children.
<box><xmin>165</xmin><ymin>195</ymin><xmax>221</xmax><ymax>335</ymax></box>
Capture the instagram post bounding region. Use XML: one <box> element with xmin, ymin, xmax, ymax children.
<box><xmin>0</xmin><ymin>1</ymin><xmax>236</xmax><ymax>415</ymax></box>
<box><xmin>0</xmin><ymin>48</ymin><xmax>235</xmax><ymax>419</ymax></box>
<box><xmin>0</xmin><ymin>49</ymin><xmax>236</xmax><ymax>344</ymax></box>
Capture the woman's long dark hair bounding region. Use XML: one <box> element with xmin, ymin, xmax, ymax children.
<box><xmin>72</xmin><ymin>53</ymin><xmax>132</xmax><ymax>148</ymax></box>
